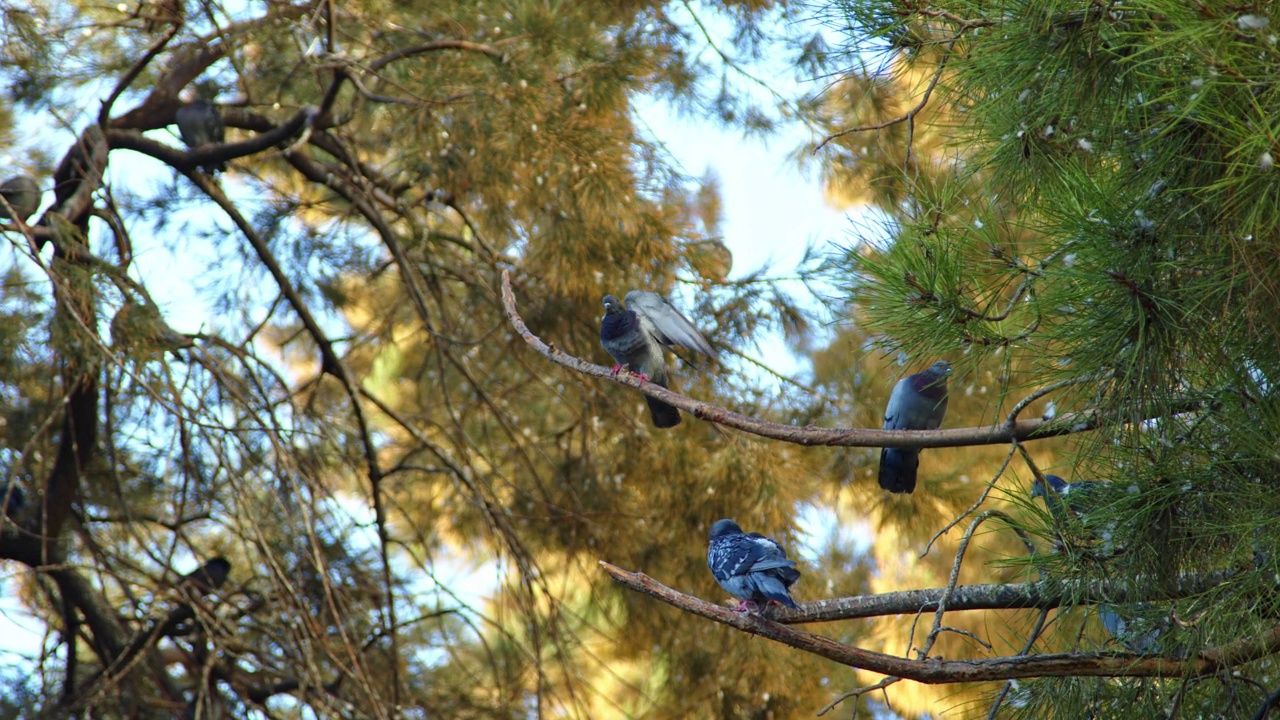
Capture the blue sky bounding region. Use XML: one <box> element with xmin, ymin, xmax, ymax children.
<box><xmin>636</xmin><ymin>97</ymin><xmax>853</xmax><ymax>372</ymax></box>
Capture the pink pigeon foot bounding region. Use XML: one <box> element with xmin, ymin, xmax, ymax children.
<box><xmin>610</xmin><ymin>364</ymin><xmax>624</xmax><ymax>377</ymax></box>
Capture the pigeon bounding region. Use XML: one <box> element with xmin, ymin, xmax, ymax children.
<box><xmin>706</xmin><ymin>519</ymin><xmax>800</xmax><ymax>612</ymax></box>
<box><xmin>1</xmin><ymin>484</ymin><xmax>23</xmax><ymax>518</ymax></box>
<box><xmin>1098</xmin><ymin>604</ymin><xmax>1174</xmax><ymax>655</ymax></box>
<box><xmin>1030</xmin><ymin>474</ymin><xmax>1103</xmax><ymax>525</ymax></box>
<box><xmin>175</xmin><ymin>100</ymin><xmax>227</xmax><ymax>173</ymax></box>
<box><xmin>1030</xmin><ymin>474</ymin><xmax>1129</xmax><ymax>555</ymax></box>
<box><xmin>0</xmin><ymin>175</ymin><xmax>40</xmax><ymax>221</ymax></box>
<box><xmin>600</xmin><ymin>290</ymin><xmax>717</xmax><ymax>428</ymax></box>
<box><xmin>878</xmin><ymin>360</ymin><xmax>951</xmax><ymax>493</ymax></box>
<box><xmin>178</xmin><ymin>557</ymin><xmax>231</xmax><ymax>595</ymax></box>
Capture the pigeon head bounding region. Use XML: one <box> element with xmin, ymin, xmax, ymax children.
<box><xmin>908</xmin><ymin>360</ymin><xmax>951</xmax><ymax>399</ymax></box>
<box><xmin>602</xmin><ymin>295</ymin><xmax>625</xmax><ymax>316</ymax></box>
<box><xmin>709</xmin><ymin>519</ymin><xmax>743</xmax><ymax>539</ymax></box>
<box><xmin>1031</xmin><ymin>474</ymin><xmax>1069</xmax><ymax>498</ymax></box>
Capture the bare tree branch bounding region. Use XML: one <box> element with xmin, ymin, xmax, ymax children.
<box><xmin>105</xmin><ymin>108</ymin><xmax>313</xmax><ymax>175</ymax></box>
<box><xmin>599</xmin><ymin>562</ymin><xmax>1242</xmax><ymax>683</ymax></box>
<box><xmin>501</xmin><ymin>269</ymin><xmax>1152</xmax><ymax>450</ymax></box>
<box><xmin>768</xmin><ymin>570</ymin><xmax>1235</xmax><ymax>625</ymax></box>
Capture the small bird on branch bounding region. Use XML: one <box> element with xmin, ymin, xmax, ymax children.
<box><xmin>600</xmin><ymin>289</ymin><xmax>717</xmax><ymax>428</ymax></box>
<box><xmin>707</xmin><ymin>519</ymin><xmax>800</xmax><ymax>612</ymax></box>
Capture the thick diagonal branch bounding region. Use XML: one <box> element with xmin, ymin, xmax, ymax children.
<box><xmin>600</xmin><ymin>563</ymin><xmax>1231</xmax><ymax>683</ymax></box>
<box><xmin>502</xmin><ymin>270</ymin><xmax>1103</xmax><ymax>449</ymax></box>
<box><xmin>718</xmin><ymin>571</ymin><xmax>1232</xmax><ymax>624</ymax></box>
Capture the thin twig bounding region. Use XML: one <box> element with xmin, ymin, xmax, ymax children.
<box><xmin>1005</xmin><ymin>375</ymin><xmax>1103</xmax><ymax>427</ymax></box>
<box><xmin>1253</xmin><ymin>685</ymin><xmax>1280</xmax><ymax>720</ymax></box>
<box><xmin>98</xmin><ymin>24</ymin><xmax>179</xmax><ymax>127</ymax></box>
<box><xmin>920</xmin><ymin>511</ymin><xmax>1007</xmax><ymax>659</ymax></box>
<box><xmin>920</xmin><ymin>442</ymin><xmax>1019</xmax><ymax>558</ymax></box>
<box><xmin>815</xmin><ymin>36</ymin><xmax>954</xmax><ymax>154</ymax></box>
<box><xmin>817</xmin><ymin>675</ymin><xmax>900</xmax><ymax>717</ymax></box>
<box><xmin>366</xmin><ymin>39</ymin><xmax>511</xmax><ymax>71</ymax></box>
<box><xmin>987</xmin><ymin>608</ymin><xmax>1053</xmax><ymax>718</ymax></box>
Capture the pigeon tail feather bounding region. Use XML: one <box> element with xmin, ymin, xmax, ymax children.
<box><xmin>776</xmin><ymin>565</ymin><xmax>802</xmax><ymax>586</ymax></box>
<box><xmin>646</xmin><ymin>396</ymin><xmax>681</xmax><ymax>428</ymax></box>
<box><xmin>766</xmin><ymin>592</ymin><xmax>799</xmax><ymax>609</ymax></box>
<box><xmin>753</xmin><ymin>576</ymin><xmax>798</xmax><ymax>608</ymax></box>
<box><xmin>878</xmin><ymin>447</ymin><xmax>918</xmax><ymax>493</ymax></box>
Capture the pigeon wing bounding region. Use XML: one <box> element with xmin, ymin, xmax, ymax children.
<box><xmin>744</xmin><ymin>534</ymin><xmax>796</xmax><ymax>571</ymax></box>
<box><xmin>625</xmin><ymin>290</ymin><xmax>717</xmax><ymax>360</ymax></box>
<box><xmin>709</xmin><ymin>535</ymin><xmax>785</xmax><ymax>580</ymax></box>
<box><xmin>1062</xmin><ymin>480</ymin><xmax>1102</xmax><ymax>515</ymax></box>
<box><xmin>738</xmin><ymin>535</ymin><xmax>796</xmax><ymax>574</ymax></box>
<box><xmin>882</xmin><ymin>376</ymin><xmax>913</xmax><ymax>430</ymax></box>
<box><xmin>708</xmin><ymin>536</ymin><xmax>746</xmax><ymax>582</ymax></box>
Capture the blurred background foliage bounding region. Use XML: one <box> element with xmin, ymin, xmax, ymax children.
<box><xmin>2</xmin><ymin>0</ymin><xmax>1280</xmax><ymax>718</ymax></box>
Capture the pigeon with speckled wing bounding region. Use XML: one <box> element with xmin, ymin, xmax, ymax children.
<box><xmin>878</xmin><ymin>360</ymin><xmax>951</xmax><ymax>493</ymax></box>
<box><xmin>176</xmin><ymin>100</ymin><xmax>227</xmax><ymax>173</ymax></box>
<box><xmin>706</xmin><ymin>519</ymin><xmax>800</xmax><ymax>612</ymax></box>
<box><xmin>600</xmin><ymin>290</ymin><xmax>717</xmax><ymax>428</ymax></box>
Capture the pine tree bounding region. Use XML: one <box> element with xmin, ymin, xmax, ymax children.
<box><xmin>799</xmin><ymin>0</ymin><xmax>1280</xmax><ymax>715</ymax></box>
<box><xmin>0</xmin><ymin>0</ymin><xmax>838</xmax><ymax>717</ymax></box>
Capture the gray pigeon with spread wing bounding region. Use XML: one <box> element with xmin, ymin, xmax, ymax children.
<box><xmin>878</xmin><ymin>360</ymin><xmax>951</xmax><ymax>493</ymax></box>
<box><xmin>176</xmin><ymin>100</ymin><xmax>227</xmax><ymax>173</ymax></box>
<box><xmin>706</xmin><ymin>519</ymin><xmax>800</xmax><ymax>612</ymax></box>
<box><xmin>0</xmin><ymin>176</ymin><xmax>40</xmax><ymax>221</ymax></box>
<box><xmin>600</xmin><ymin>290</ymin><xmax>717</xmax><ymax>428</ymax></box>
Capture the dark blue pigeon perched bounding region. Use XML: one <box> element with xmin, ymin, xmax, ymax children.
<box><xmin>878</xmin><ymin>360</ymin><xmax>951</xmax><ymax>493</ymax></box>
<box><xmin>175</xmin><ymin>100</ymin><xmax>227</xmax><ymax>173</ymax></box>
<box><xmin>706</xmin><ymin>519</ymin><xmax>800</xmax><ymax>612</ymax></box>
<box><xmin>600</xmin><ymin>290</ymin><xmax>717</xmax><ymax>428</ymax></box>
<box><xmin>0</xmin><ymin>176</ymin><xmax>40</xmax><ymax>221</ymax></box>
